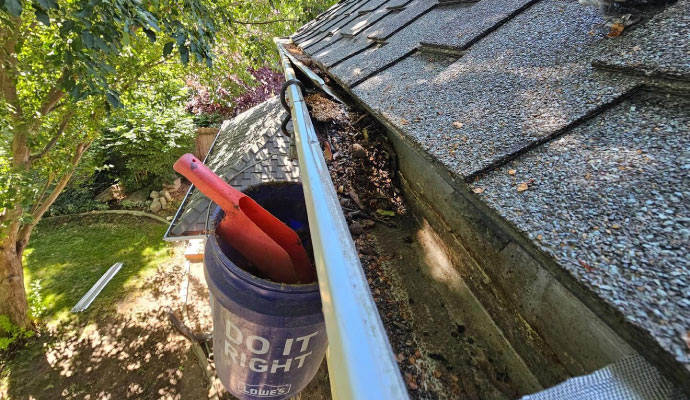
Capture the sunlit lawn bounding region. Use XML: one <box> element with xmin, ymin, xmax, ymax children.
<box><xmin>23</xmin><ymin>214</ymin><xmax>172</xmax><ymax>324</ymax></box>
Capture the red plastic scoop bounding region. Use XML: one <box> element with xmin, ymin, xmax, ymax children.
<box><xmin>174</xmin><ymin>154</ymin><xmax>315</xmax><ymax>284</ymax></box>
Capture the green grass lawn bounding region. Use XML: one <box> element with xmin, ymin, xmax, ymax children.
<box><xmin>23</xmin><ymin>214</ymin><xmax>172</xmax><ymax>324</ymax></box>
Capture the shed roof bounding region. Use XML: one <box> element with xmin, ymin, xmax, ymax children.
<box><xmin>166</xmin><ymin>97</ymin><xmax>299</xmax><ymax>239</ymax></box>
<box><xmin>292</xmin><ymin>0</ymin><xmax>690</xmax><ymax>388</ymax></box>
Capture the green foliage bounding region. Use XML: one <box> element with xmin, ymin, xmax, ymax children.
<box><xmin>1</xmin><ymin>0</ymin><xmax>216</xmax><ymax>106</ymax></box>
<box><xmin>187</xmin><ymin>0</ymin><xmax>337</xmax><ymax>102</ymax></box>
<box><xmin>119</xmin><ymin>199</ymin><xmax>147</xmax><ymax>210</ymax></box>
<box><xmin>0</xmin><ymin>315</ymin><xmax>33</xmax><ymax>350</ymax></box>
<box><xmin>0</xmin><ymin>0</ymin><xmax>336</xmax><ymax>327</ymax></box>
<box><xmin>84</xmin><ymin>63</ymin><xmax>195</xmax><ymax>192</ymax></box>
<box><xmin>46</xmin><ymin>183</ymin><xmax>109</xmax><ymax>217</ymax></box>
<box><xmin>27</xmin><ymin>279</ymin><xmax>47</xmax><ymax>319</ymax></box>
<box><xmin>192</xmin><ymin>112</ymin><xmax>224</xmax><ymax>128</ymax></box>
<box><xmin>0</xmin><ymin>0</ymin><xmax>219</xmax><ymax>245</ymax></box>
<box><xmin>94</xmin><ymin>88</ymin><xmax>195</xmax><ymax>191</ymax></box>
<box><xmin>0</xmin><ymin>0</ymin><xmax>336</xmax><ymax>230</ymax></box>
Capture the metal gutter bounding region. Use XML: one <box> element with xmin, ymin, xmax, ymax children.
<box><xmin>283</xmin><ymin>50</ymin><xmax>346</xmax><ymax>104</ymax></box>
<box><xmin>275</xmin><ymin>37</ymin><xmax>409</xmax><ymax>400</ymax></box>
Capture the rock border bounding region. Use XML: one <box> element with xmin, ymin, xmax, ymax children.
<box><xmin>42</xmin><ymin>210</ymin><xmax>169</xmax><ymax>224</ymax></box>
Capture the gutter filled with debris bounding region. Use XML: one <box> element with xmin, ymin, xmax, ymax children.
<box><xmin>274</xmin><ymin>38</ymin><xmax>409</xmax><ymax>400</ymax></box>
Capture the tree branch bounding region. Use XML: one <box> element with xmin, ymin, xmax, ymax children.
<box><xmin>29</xmin><ymin>109</ymin><xmax>75</xmax><ymax>162</ymax></box>
<box><xmin>112</xmin><ymin>54</ymin><xmax>173</xmax><ymax>92</ymax></box>
<box><xmin>0</xmin><ymin>23</ymin><xmax>22</xmax><ymax>120</ymax></box>
<box><xmin>37</xmin><ymin>83</ymin><xmax>65</xmax><ymax>116</ymax></box>
<box><xmin>49</xmin><ymin>99</ymin><xmax>69</xmax><ymax>113</ymax></box>
<box><xmin>30</xmin><ymin>175</ymin><xmax>54</xmax><ymax>215</ymax></box>
<box><xmin>27</xmin><ymin>72</ymin><xmax>68</xmax><ymax>136</ymax></box>
<box><xmin>17</xmin><ymin>141</ymin><xmax>91</xmax><ymax>250</ymax></box>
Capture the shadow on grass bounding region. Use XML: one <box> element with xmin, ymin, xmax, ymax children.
<box><xmin>0</xmin><ymin>214</ymin><xmax>212</xmax><ymax>399</ymax></box>
<box><xmin>2</xmin><ymin>263</ymin><xmax>210</xmax><ymax>400</ymax></box>
<box><xmin>3</xmin><ymin>214</ymin><xmax>331</xmax><ymax>399</ymax></box>
<box><xmin>23</xmin><ymin>214</ymin><xmax>171</xmax><ymax>325</ymax></box>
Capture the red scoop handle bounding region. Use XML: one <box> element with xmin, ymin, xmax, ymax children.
<box><xmin>174</xmin><ymin>154</ymin><xmax>315</xmax><ymax>284</ymax></box>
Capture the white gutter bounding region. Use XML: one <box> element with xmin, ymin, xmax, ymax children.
<box><xmin>71</xmin><ymin>262</ymin><xmax>123</xmax><ymax>312</ymax></box>
<box><xmin>274</xmin><ymin>37</ymin><xmax>409</xmax><ymax>400</ymax></box>
<box><xmin>283</xmin><ymin>50</ymin><xmax>346</xmax><ymax>104</ymax></box>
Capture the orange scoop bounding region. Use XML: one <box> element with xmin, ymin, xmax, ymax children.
<box><xmin>174</xmin><ymin>154</ymin><xmax>315</xmax><ymax>284</ymax></box>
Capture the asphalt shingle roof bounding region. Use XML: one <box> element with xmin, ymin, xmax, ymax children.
<box><xmin>296</xmin><ymin>0</ymin><xmax>385</xmax><ymax>49</ymax></box>
<box><xmin>593</xmin><ymin>0</ymin><xmax>690</xmax><ymax>80</ymax></box>
<box><xmin>354</xmin><ymin>0</ymin><xmax>636</xmax><ymax>178</ymax></box>
<box><xmin>305</xmin><ymin>0</ymin><xmax>404</xmax><ymax>55</ymax></box>
<box><xmin>312</xmin><ymin>0</ymin><xmax>431</xmax><ymax>68</ymax></box>
<box><xmin>477</xmin><ymin>91</ymin><xmax>690</xmax><ymax>366</ymax></box>
<box><xmin>292</xmin><ymin>0</ymin><xmax>690</xmax><ymax>390</ymax></box>
<box><xmin>167</xmin><ymin>97</ymin><xmax>299</xmax><ymax>238</ymax></box>
<box><xmin>329</xmin><ymin>0</ymin><xmax>456</xmax><ymax>85</ymax></box>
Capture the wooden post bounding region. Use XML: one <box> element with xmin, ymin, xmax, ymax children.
<box><xmin>194</xmin><ymin>127</ymin><xmax>219</xmax><ymax>159</ymax></box>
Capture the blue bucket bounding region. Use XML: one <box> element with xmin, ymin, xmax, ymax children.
<box><xmin>204</xmin><ymin>182</ymin><xmax>327</xmax><ymax>400</ymax></box>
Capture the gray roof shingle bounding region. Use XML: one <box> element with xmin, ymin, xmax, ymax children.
<box><xmin>477</xmin><ymin>91</ymin><xmax>690</xmax><ymax>367</ymax></box>
<box><xmin>296</xmin><ymin>0</ymin><xmax>387</xmax><ymax>49</ymax></box>
<box><xmin>593</xmin><ymin>0</ymin><xmax>690</xmax><ymax>80</ymax></box>
<box><xmin>353</xmin><ymin>0</ymin><xmax>637</xmax><ymax>179</ymax></box>
<box><xmin>292</xmin><ymin>0</ymin><xmax>690</xmax><ymax>389</ymax></box>
<box><xmin>305</xmin><ymin>0</ymin><xmax>405</xmax><ymax>55</ymax></box>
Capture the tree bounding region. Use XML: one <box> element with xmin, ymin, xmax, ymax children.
<box><xmin>0</xmin><ymin>0</ymin><xmax>337</xmax><ymax>332</ymax></box>
<box><xmin>187</xmin><ymin>0</ymin><xmax>335</xmax><ymax>105</ymax></box>
<box><xmin>0</xmin><ymin>0</ymin><xmax>217</xmax><ymax>329</ymax></box>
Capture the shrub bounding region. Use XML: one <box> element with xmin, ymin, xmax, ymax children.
<box><xmin>94</xmin><ymin>102</ymin><xmax>195</xmax><ymax>192</ymax></box>
<box><xmin>192</xmin><ymin>112</ymin><xmax>224</xmax><ymax>128</ymax></box>
<box><xmin>28</xmin><ymin>280</ymin><xmax>47</xmax><ymax>320</ymax></box>
<box><xmin>0</xmin><ymin>315</ymin><xmax>34</xmax><ymax>351</ymax></box>
<box><xmin>231</xmin><ymin>67</ymin><xmax>284</xmax><ymax>116</ymax></box>
<box><xmin>47</xmin><ymin>184</ymin><xmax>110</xmax><ymax>217</ymax></box>
<box><xmin>185</xmin><ymin>78</ymin><xmax>234</xmax><ymax>118</ymax></box>
<box><xmin>186</xmin><ymin>66</ymin><xmax>284</xmax><ymax>119</ymax></box>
